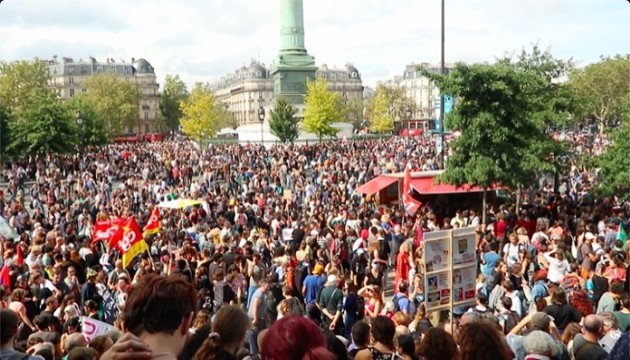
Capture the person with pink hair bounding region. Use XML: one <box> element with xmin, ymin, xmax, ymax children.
<box><xmin>260</xmin><ymin>315</ymin><xmax>335</xmax><ymax>360</ymax></box>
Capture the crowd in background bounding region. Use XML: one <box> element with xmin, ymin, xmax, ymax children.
<box><xmin>0</xmin><ymin>131</ymin><xmax>629</xmax><ymax>360</ymax></box>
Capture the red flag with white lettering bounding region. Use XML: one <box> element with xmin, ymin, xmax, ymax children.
<box><xmin>111</xmin><ymin>217</ymin><xmax>147</xmax><ymax>268</ymax></box>
<box><xmin>91</xmin><ymin>218</ymin><xmax>126</xmax><ymax>245</ymax></box>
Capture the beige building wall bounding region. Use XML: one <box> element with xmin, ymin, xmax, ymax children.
<box><xmin>211</xmin><ymin>60</ymin><xmax>364</xmax><ymax>126</ymax></box>
<box><xmin>47</xmin><ymin>56</ymin><xmax>160</xmax><ymax>134</ymax></box>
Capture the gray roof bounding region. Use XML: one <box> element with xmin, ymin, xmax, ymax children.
<box><xmin>133</xmin><ymin>58</ymin><xmax>154</xmax><ymax>74</ymax></box>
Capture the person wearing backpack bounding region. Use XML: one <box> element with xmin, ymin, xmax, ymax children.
<box><xmin>1</xmin><ymin>309</ymin><xmax>43</xmax><ymax>360</ymax></box>
<box><xmin>391</xmin><ymin>281</ymin><xmax>412</xmax><ymax>316</ymax></box>
<box><xmin>497</xmin><ymin>296</ymin><xmax>521</xmax><ymax>335</ymax></box>
<box><xmin>468</xmin><ymin>292</ymin><xmax>492</xmax><ymax>314</ymax></box>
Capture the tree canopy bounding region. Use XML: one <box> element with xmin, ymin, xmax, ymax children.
<box><xmin>421</xmin><ymin>51</ymin><xmax>565</xmax><ymax>192</ymax></box>
<box><xmin>7</xmin><ymin>92</ymin><xmax>77</xmax><ymax>156</ymax></box>
<box><xmin>159</xmin><ymin>74</ymin><xmax>189</xmax><ymax>132</ymax></box>
<box><xmin>0</xmin><ymin>60</ymin><xmax>52</xmax><ymax>118</ymax></box>
<box><xmin>179</xmin><ymin>82</ymin><xmax>227</xmax><ymax>141</ymax></box>
<box><xmin>0</xmin><ymin>105</ymin><xmax>11</xmax><ymax>159</ymax></box>
<box><xmin>269</xmin><ymin>97</ymin><xmax>300</xmax><ymax>144</ymax></box>
<box><xmin>368</xmin><ymin>84</ymin><xmax>395</xmax><ymax>133</ymax></box>
<box><xmin>569</xmin><ymin>55</ymin><xmax>630</xmax><ymax>129</ymax></box>
<box><xmin>594</xmin><ymin>96</ymin><xmax>630</xmax><ymax>200</ymax></box>
<box><xmin>66</xmin><ymin>95</ymin><xmax>109</xmax><ymax>148</ymax></box>
<box><xmin>303</xmin><ymin>77</ymin><xmax>341</xmax><ymax>140</ymax></box>
<box><xmin>83</xmin><ymin>73</ymin><xmax>139</xmax><ymax>135</ymax></box>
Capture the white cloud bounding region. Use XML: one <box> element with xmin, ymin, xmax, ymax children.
<box><xmin>0</xmin><ymin>0</ymin><xmax>628</xmax><ymax>88</ymax></box>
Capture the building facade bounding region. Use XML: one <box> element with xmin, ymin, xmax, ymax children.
<box><xmin>47</xmin><ymin>56</ymin><xmax>160</xmax><ymax>134</ymax></box>
<box><xmin>210</xmin><ymin>60</ymin><xmax>363</xmax><ymax>125</ymax></box>
<box><xmin>385</xmin><ymin>62</ymin><xmax>454</xmax><ymax>132</ymax></box>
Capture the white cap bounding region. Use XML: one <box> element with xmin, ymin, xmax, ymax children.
<box><xmin>327</xmin><ymin>274</ymin><xmax>338</xmax><ymax>284</ymax></box>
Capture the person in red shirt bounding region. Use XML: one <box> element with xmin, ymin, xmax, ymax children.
<box><xmin>495</xmin><ymin>212</ymin><xmax>509</xmax><ymax>242</ymax></box>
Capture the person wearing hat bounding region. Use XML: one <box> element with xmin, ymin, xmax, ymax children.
<box><xmin>302</xmin><ymin>262</ymin><xmax>325</xmax><ymax>325</ymax></box>
<box><xmin>579</xmin><ymin>232</ymin><xmax>597</xmax><ymax>280</ymax></box>
<box><xmin>318</xmin><ymin>274</ymin><xmax>344</xmax><ymax>336</ymax></box>
<box><xmin>80</xmin><ymin>268</ymin><xmax>100</xmax><ymax>307</ymax></box>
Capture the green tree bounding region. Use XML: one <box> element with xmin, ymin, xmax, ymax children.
<box><xmin>501</xmin><ymin>45</ymin><xmax>576</xmax><ymax>129</ymax></box>
<box><xmin>303</xmin><ymin>77</ymin><xmax>341</xmax><ymax>141</ymax></box>
<box><xmin>594</xmin><ymin>96</ymin><xmax>630</xmax><ymax>200</ymax></box>
<box><xmin>0</xmin><ymin>60</ymin><xmax>52</xmax><ymax>117</ymax></box>
<box><xmin>569</xmin><ymin>55</ymin><xmax>630</xmax><ymax>130</ymax></box>
<box><xmin>179</xmin><ymin>82</ymin><xmax>225</xmax><ymax>141</ymax></box>
<box><xmin>269</xmin><ymin>97</ymin><xmax>300</xmax><ymax>144</ymax></box>
<box><xmin>83</xmin><ymin>73</ymin><xmax>139</xmax><ymax>135</ymax></box>
<box><xmin>8</xmin><ymin>93</ymin><xmax>78</xmax><ymax>156</ymax></box>
<box><xmin>368</xmin><ymin>84</ymin><xmax>395</xmax><ymax>133</ymax></box>
<box><xmin>159</xmin><ymin>74</ymin><xmax>189</xmax><ymax>133</ymax></box>
<box><xmin>422</xmin><ymin>61</ymin><xmax>563</xmax><ymax>223</ymax></box>
<box><xmin>0</xmin><ymin>105</ymin><xmax>12</xmax><ymax>160</ymax></box>
<box><xmin>66</xmin><ymin>95</ymin><xmax>109</xmax><ymax>147</ymax></box>
<box><xmin>341</xmin><ymin>98</ymin><xmax>365</xmax><ymax>130</ymax></box>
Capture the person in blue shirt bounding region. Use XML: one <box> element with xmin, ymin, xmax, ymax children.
<box><xmin>302</xmin><ymin>262</ymin><xmax>325</xmax><ymax>325</ymax></box>
<box><xmin>392</xmin><ymin>281</ymin><xmax>412</xmax><ymax>315</ymax></box>
<box><xmin>481</xmin><ymin>242</ymin><xmax>501</xmax><ymax>277</ymax></box>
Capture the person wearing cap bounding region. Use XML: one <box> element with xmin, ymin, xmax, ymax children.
<box><xmin>302</xmin><ymin>262</ymin><xmax>326</xmax><ymax>325</ymax></box>
<box><xmin>80</xmin><ymin>268</ymin><xmax>100</xmax><ymax>307</ymax></box>
<box><xmin>318</xmin><ymin>274</ymin><xmax>344</xmax><ymax>336</ymax></box>
<box><xmin>579</xmin><ymin>232</ymin><xmax>597</xmax><ymax>280</ymax></box>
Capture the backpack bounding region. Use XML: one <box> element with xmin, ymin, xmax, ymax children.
<box><xmin>503</xmin><ymin>311</ymin><xmax>521</xmax><ymax>334</ymax></box>
<box><xmin>472</xmin><ymin>306</ymin><xmax>491</xmax><ymax>315</ymax></box>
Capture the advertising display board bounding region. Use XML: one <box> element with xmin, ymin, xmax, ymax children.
<box><xmin>422</xmin><ymin>227</ymin><xmax>478</xmax><ymax>312</ymax></box>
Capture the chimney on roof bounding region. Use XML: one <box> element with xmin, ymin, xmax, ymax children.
<box><xmin>131</xmin><ymin>57</ymin><xmax>135</xmax><ymax>63</ymax></box>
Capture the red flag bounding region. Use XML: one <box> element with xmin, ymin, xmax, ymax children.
<box><xmin>402</xmin><ymin>167</ymin><xmax>421</xmax><ymax>215</ymax></box>
<box><xmin>143</xmin><ymin>207</ymin><xmax>161</xmax><ymax>237</ymax></box>
<box><xmin>111</xmin><ymin>218</ymin><xmax>148</xmax><ymax>268</ymax></box>
<box><xmin>92</xmin><ymin>218</ymin><xmax>126</xmax><ymax>245</ymax></box>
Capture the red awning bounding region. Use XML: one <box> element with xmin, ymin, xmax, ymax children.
<box><xmin>355</xmin><ymin>175</ymin><xmax>398</xmax><ymax>195</ymax></box>
<box><xmin>410</xmin><ymin>177</ymin><xmax>485</xmax><ymax>195</ymax></box>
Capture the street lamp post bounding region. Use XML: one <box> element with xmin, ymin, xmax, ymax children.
<box><xmin>439</xmin><ymin>0</ymin><xmax>446</xmax><ymax>169</ymax></box>
<box><xmin>75</xmin><ymin>111</ymin><xmax>83</xmax><ymax>152</ymax></box>
<box><xmin>257</xmin><ymin>106</ymin><xmax>265</xmax><ymax>144</ymax></box>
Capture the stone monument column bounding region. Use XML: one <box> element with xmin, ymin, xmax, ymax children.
<box><xmin>271</xmin><ymin>0</ymin><xmax>317</xmax><ymax>105</ymax></box>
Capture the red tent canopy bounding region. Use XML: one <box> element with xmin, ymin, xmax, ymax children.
<box><xmin>355</xmin><ymin>175</ymin><xmax>398</xmax><ymax>195</ymax></box>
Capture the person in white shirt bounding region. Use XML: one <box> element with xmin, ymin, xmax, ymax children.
<box><xmin>503</xmin><ymin>234</ymin><xmax>522</xmax><ymax>269</ymax></box>
<box><xmin>543</xmin><ymin>249</ymin><xmax>570</xmax><ymax>284</ymax></box>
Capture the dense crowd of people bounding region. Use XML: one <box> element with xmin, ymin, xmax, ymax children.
<box><xmin>0</xmin><ymin>132</ymin><xmax>629</xmax><ymax>360</ymax></box>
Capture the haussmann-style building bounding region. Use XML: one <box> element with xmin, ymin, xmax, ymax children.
<box><xmin>210</xmin><ymin>60</ymin><xmax>363</xmax><ymax>126</ymax></box>
<box><xmin>47</xmin><ymin>56</ymin><xmax>160</xmax><ymax>134</ymax></box>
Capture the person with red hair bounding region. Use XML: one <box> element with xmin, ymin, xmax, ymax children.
<box><xmin>260</xmin><ymin>315</ymin><xmax>335</xmax><ymax>360</ymax></box>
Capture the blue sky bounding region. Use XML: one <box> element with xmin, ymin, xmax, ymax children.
<box><xmin>0</xmin><ymin>0</ymin><xmax>628</xmax><ymax>88</ymax></box>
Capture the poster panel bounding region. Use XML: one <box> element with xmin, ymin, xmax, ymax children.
<box><xmin>423</xmin><ymin>230</ymin><xmax>451</xmax><ymax>273</ymax></box>
<box><xmin>425</xmin><ymin>270</ymin><xmax>451</xmax><ymax>310</ymax></box>
<box><xmin>451</xmin><ymin>227</ymin><xmax>477</xmax><ymax>266</ymax></box>
<box><xmin>452</xmin><ymin>264</ymin><xmax>478</xmax><ymax>305</ymax></box>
